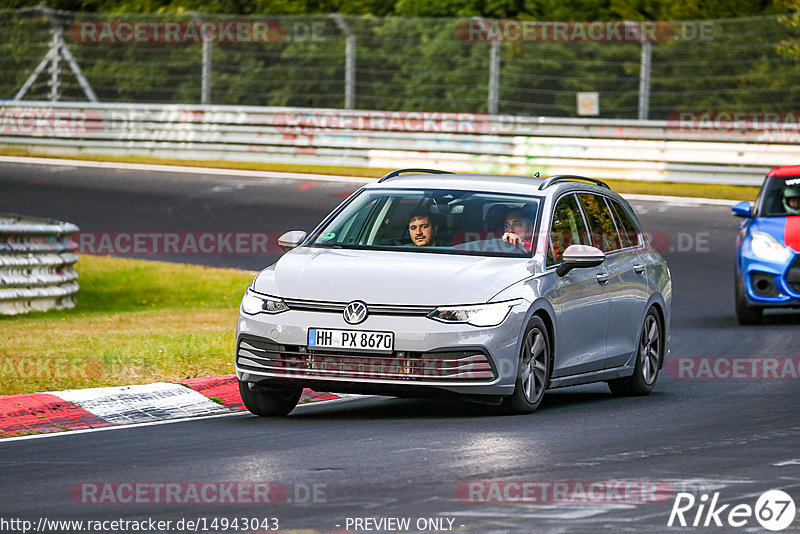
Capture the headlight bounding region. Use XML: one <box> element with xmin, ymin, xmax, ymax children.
<box><xmin>750</xmin><ymin>232</ymin><xmax>792</xmax><ymax>263</ymax></box>
<box><xmin>241</xmin><ymin>289</ymin><xmax>289</xmax><ymax>315</ymax></box>
<box><xmin>428</xmin><ymin>299</ymin><xmax>522</xmax><ymax>327</ymax></box>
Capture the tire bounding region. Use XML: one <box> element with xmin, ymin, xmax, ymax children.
<box><xmin>608</xmin><ymin>309</ymin><xmax>662</xmax><ymax>396</ymax></box>
<box><xmin>735</xmin><ymin>273</ymin><xmax>763</xmax><ymax>325</ymax></box>
<box><xmin>238</xmin><ymin>380</ymin><xmax>302</xmax><ymax>417</ymax></box>
<box><xmin>500</xmin><ymin>316</ymin><xmax>551</xmax><ymax>414</ymax></box>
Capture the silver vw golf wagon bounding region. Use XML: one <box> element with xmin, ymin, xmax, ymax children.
<box><xmin>236</xmin><ymin>170</ymin><xmax>671</xmax><ymax>415</ymax></box>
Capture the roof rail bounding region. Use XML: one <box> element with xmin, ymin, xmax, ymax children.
<box><xmin>377</xmin><ymin>168</ymin><xmax>454</xmax><ymax>183</ymax></box>
<box><xmin>538</xmin><ymin>175</ymin><xmax>610</xmax><ymax>190</ymax></box>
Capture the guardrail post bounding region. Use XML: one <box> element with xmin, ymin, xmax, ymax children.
<box><xmin>331</xmin><ymin>14</ymin><xmax>356</xmax><ymax>110</ymax></box>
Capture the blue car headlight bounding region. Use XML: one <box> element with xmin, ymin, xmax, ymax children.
<box><xmin>241</xmin><ymin>289</ymin><xmax>289</xmax><ymax>315</ymax></box>
<box><xmin>750</xmin><ymin>231</ymin><xmax>792</xmax><ymax>263</ymax></box>
<box><xmin>428</xmin><ymin>299</ymin><xmax>522</xmax><ymax>327</ymax></box>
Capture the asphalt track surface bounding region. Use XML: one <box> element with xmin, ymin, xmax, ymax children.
<box><xmin>1</xmin><ymin>161</ymin><xmax>799</xmax><ymax>533</ymax></box>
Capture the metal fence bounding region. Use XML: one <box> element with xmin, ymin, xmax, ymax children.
<box><xmin>0</xmin><ymin>213</ymin><xmax>79</xmax><ymax>315</ymax></box>
<box><xmin>3</xmin><ymin>8</ymin><xmax>800</xmax><ymax>120</ymax></box>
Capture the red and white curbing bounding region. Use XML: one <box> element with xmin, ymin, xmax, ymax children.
<box><xmin>0</xmin><ymin>375</ymin><xmax>340</xmax><ymax>437</ymax></box>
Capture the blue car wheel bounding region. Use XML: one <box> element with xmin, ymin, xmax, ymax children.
<box><xmin>735</xmin><ymin>264</ymin><xmax>763</xmax><ymax>325</ymax></box>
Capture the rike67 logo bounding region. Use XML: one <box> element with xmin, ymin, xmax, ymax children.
<box><xmin>668</xmin><ymin>490</ymin><xmax>796</xmax><ymax>531</ymax></box>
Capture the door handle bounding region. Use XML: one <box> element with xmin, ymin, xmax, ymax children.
<box><xmin>633</xmin><ymin>264</ymin><xmax>645</xmax><ymax>274</ymax></box>
<box><xmin>596</xmin><ymin>273</ymin><xmax>610</xmax><ymax>284</ymax></box>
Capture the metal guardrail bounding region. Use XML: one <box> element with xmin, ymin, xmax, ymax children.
<box><xmin>1</xmin><ymin>101</ymin><xmax>796</xmax><ymax>185</ymax></box>
<box><xmin>0</xmin><ymin>213</ymin><xmax>79</xmax><ymax>315</ymax></box>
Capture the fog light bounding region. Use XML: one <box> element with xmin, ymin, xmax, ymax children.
<box><xmin>750</xmin><ymin>272</ymin><xmax>779</xmax><ymax>297</ymax></box>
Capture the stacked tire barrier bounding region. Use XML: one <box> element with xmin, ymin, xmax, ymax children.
<box><xmin>0</xmin><ymin>213</ymin><xmax>79</xmax><ymax>315</ymax></box>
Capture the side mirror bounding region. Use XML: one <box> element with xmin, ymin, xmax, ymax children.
<box><xmin>732</xmin><ymin>201</ymin><xmax>752</xmax><ymax>218</ymax></box>
<box><xmin>278</xmin><ymin>230</ymin><xmax>307</xmax><ymax>252</ymax></box>
<box><xmin>556</xmin><ymin>244</ymin><xmax>605</xmax><ymax>277</ymax></box>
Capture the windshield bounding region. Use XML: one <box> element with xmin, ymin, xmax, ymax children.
<box><xmin>309</xmin><ymin>189</ymin><xmax>542</xmax><ymax>257</ymax></box>
<box><xmin>759</xmin><ymin>175</ymin><xmax>800</xmax><ymax>216</ymax></box>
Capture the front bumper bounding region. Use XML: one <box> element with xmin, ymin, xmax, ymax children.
<box><xmin>741</xmin><ymin>253</ymin><xmax>800</xmax><ymax>306</ymax></box>
<box><xmin>235</xmin><ymin>306</ymin><xmax>527</xmax><ymax>397</ymax></box>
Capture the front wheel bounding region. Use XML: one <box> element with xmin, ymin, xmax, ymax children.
<box><xmin>500</xmin><ymin>316</ymin><xmax>551</xmax><ymax>414</ymax></box>
<box><xmin>608</xmin><ymin>310</ymin><xmax>662</xmax><ymax>396</ymax></box>
<box><xmin>238</xmin><ymin>380</ymin><xmax>302</xmax><ymax>416</ymax></box>
<box><xmin>735</xmin><ymin>274</ymin><xmax>763</xmax><ymax>325</ymax></box>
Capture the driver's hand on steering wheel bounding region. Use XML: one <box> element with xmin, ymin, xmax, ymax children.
<box><xmin>502</xmin><ymin>232</ymin><xmax>530</xmax><ymax>252</ymax></box>
<box><xmin>502</xmin><ymin>232</ymin><xmax>521</xmax><ymax>245</ymax></box>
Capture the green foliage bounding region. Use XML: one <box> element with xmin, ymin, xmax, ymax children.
<box><xmin>1</xmin><ymin>4</ymin><xmax>799</xmax><ymax>118</ymax></box>
<box><xmin>0</xmin><ymin>0</ymin><xmax>783</xmax><ymax>17</ymax></box>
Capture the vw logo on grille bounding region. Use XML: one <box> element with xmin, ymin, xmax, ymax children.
<box><xmin>343</xmin><ymin>301</ymin><xmax>368</xmax><ymax>325</ymax></box>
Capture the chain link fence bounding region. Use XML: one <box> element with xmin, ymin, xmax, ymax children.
<box><xmin>2</xmin><ymin>7</ymin><xmax>800</xmax><ymax>119</ymax></box>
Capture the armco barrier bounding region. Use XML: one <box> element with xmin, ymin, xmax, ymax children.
<box><xmin>1</xmin><ymin>101</ymin><xmax>796</xmax><ymax>185</ymax></box>
<box><xmin>0</xmin><ymin>213</ymin><xmax>79</xmax><ymax>315</ymax></box>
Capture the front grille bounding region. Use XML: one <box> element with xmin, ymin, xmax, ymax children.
<box><xmin>236</xmin><ymin>335</ymin><xmax>495</xmax><ymax>382</ymax></box>
<box><xmin>786</xmin><ymin>256</ymin><xmax>800</xmax><ymax>294</ymax></box>
<box><xmin>281</xmin><ymin>298</ymin><xmax>435</xmax><ymax>316</ymax></box>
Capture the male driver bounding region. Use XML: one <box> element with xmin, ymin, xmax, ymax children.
<box><xmin>502</xmin><ymin>207</ymin><xmax>534</xmax><ymax>251</ymax></box>
<box><xmin>408</xmin><ymin>211</ymin><xmax>437</xmax><ymax>246</ymax></box>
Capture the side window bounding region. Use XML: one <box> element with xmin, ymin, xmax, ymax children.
<box><xmin>547</xmin><ymin>194</ymin><xmax>590</xmax><ymax>266</ymax></box>
<box><xmin>329</xmin><ymin>196</ymin><xmax>382</xmax><ymax>246</ymax></box>
<box><xmin>753</xmin><ymin>186</ymin><xmax>765</xmax><ymax>217</ymax></box>
<box><xmin>577</xmin><ymin>193</ymin><xmax>621</xmax><ymax>252</ymax></box>
<box><xmin>608</xmin><ymin>199</ymin><xmax>641</xmax><ymax>248</ymax></box>
<box><xmin>546</xmin><ymin>242</ymin><xmax>556</xmax><ymax>266</ymax></box>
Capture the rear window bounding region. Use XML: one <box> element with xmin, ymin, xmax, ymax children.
<box><xmin>608</xmin><ymin>198</ymin><xmax>642</xmax><ymax>248</ymax></box>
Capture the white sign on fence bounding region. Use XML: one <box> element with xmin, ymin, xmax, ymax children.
<box><xmin>577</xmin><ymin>92</ymin><xmax>599</xmax><ymax>116</ymax></box>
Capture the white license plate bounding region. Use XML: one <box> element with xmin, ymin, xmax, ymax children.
<box><xmin>307</xmin><ymin>328</ymin><xmax>394</xmax><ymax>352</ymax></box>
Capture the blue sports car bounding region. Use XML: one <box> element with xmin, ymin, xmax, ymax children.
<box><xmin>733</xmin><ymin>165</ymin><xmax>800</xmax><ymax>324</ymax></box>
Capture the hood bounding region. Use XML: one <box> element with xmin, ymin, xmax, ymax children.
<box><xmin>253</xmin><ymin>247</ymin><xmax>535</xmax><ymax>305</ymax></box>
<box><xmin>752</xmin><ymin>216</ymin><xmax>800</xmax><ymax>253</ymax></box>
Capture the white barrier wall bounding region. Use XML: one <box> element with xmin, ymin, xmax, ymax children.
<box><xmin>2</xmin><ymin>102</ymin><xmax>798</xmax><ymax>185</ymax></box>
<box><xmin>0</xmin><ymin>213</ymin><xmax>79</xmax><ymax>315</ymax></box>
